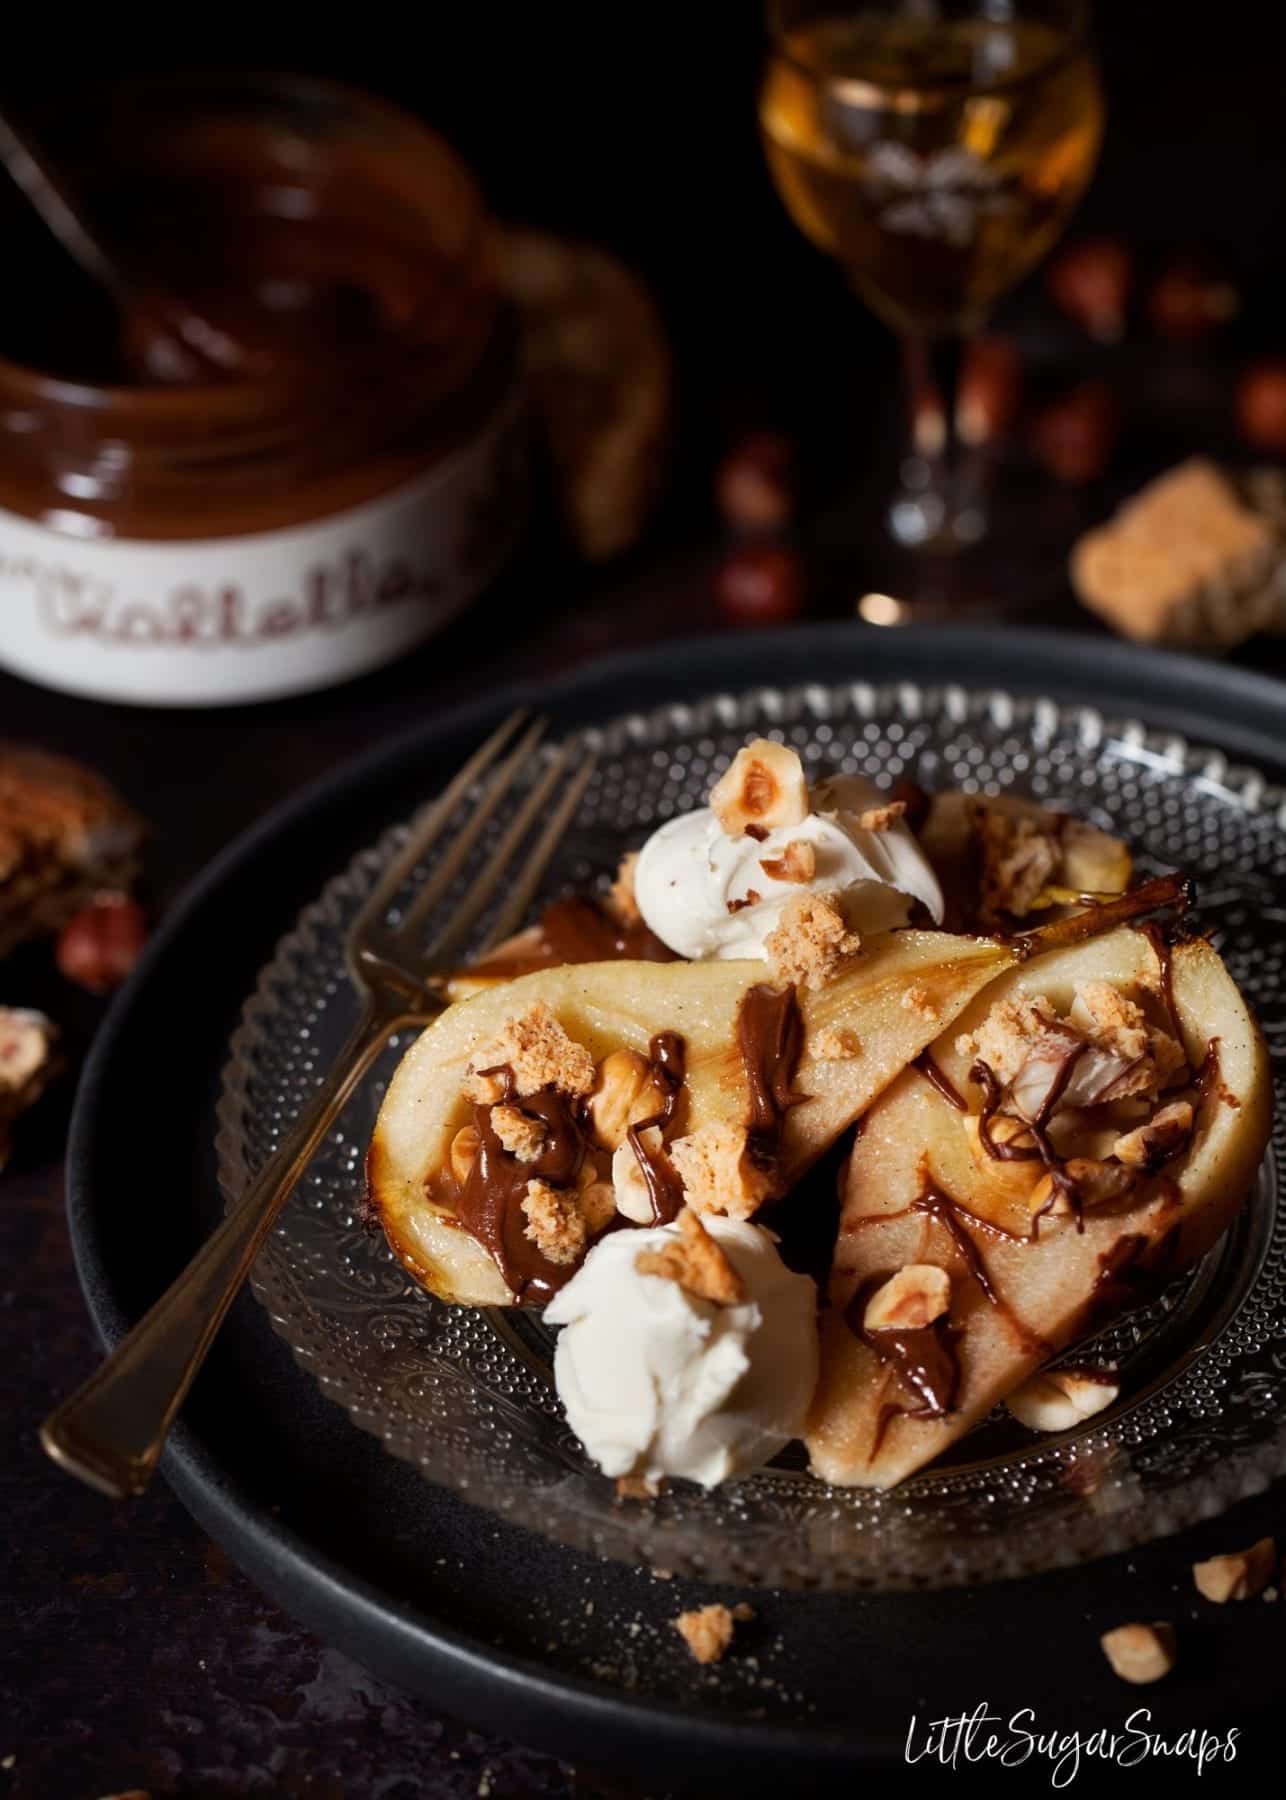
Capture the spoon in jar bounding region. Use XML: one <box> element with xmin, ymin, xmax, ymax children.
<box><xmin>0</xmin><ymin>104</ymin><xmax>259</xmax><ymax>384</ymax></box>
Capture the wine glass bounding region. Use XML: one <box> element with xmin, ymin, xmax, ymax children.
<box><xmin>760</xmin><ymin>0</ymin><xmax>1104</xmax><ymax>553</ymax></box>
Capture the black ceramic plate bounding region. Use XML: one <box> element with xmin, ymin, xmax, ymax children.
<box><xmin>67</xmin><ymin>627</ymin><xmax>1286</xmax><ymax>1792</ymax></box>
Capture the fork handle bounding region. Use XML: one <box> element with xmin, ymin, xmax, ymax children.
<box><xmin>42</xmin><ymin>996</ymin><xmax>410</xmax><ymax>1498</ymax></box>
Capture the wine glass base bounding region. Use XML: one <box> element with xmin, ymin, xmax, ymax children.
<box><xmin>887</xmin><ymin>457</ymin><xmax>987</xmax><ymax>554</ymax></box>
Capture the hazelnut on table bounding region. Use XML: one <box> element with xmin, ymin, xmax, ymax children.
<box><xmin>1100</xmin><ymin>1622</ymin><xmax>1176</xmax><ymax>1685</ymax></box>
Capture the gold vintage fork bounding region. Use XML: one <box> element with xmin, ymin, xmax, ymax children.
<box><xmin>42</xmin><ymin>708</ymin><xmax>598</xmax><ymax>1498</ymax></box>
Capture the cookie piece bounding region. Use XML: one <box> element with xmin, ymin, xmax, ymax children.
<box><xmin>1071</xmin><ymin>459</ymin><xmax>1282</xmax><ymax>650</ymax></box>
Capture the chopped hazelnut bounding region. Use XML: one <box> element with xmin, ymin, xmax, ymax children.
<box><xmin>449</xmin><ymin>1125</ymin><xmax>481</xmax><ymax>1188</ymax></box>
<box><xmin>491</xmin><ymin>1104</ymin><xmax>547</xmax><ymax>1163</ymax></box>
<box><xmin>814</xmin><ymin>1025</ymin><xmax>861</xmax><ymax>1060</ymax></box>
<box><xmin>673</xmin><ymin>1602</ymin><xmax>753</xmax><ymax>1665</ymax></box>
<box><xmin>1192</xmin><ymin>1537</ymin><xmax>1278</xmax><ymax>1604</ymax></box>
<box><xmin>606</xmin><ymin>851</ymin><xmax>642</xmax><ymax>926</ymax></box>
<box><xmin>669</xmin><ymin>1122</ymin><xmax>775</xmax><ymax>1220</ymax></box>
<box><xmin>1099</xmin><ymin>1622</ymin><xmax>1176</xmax><ymax>1684</ymax></box>
<box><xmin>1029</xmin><ymin>1158</ymin><xmax>1136</xmax><ymax>1217</ymax></box>
<box><xmin>521</xmin><ymin>1179</ymin><xmax>587</xmax><ymax>1265</ymax></box>
<box><xmin>759</xmin><ymin>838</ymin><xmax>816</xmax><ymax>884</ymax></box>
<box><xmin>612</xmin><ymin>1128</ymin><xmax>665</xmax><ymax>1224</ymax></box>
<box><xmin>1006</xmin><ymin>1368</ymin><xmax>1120</xmax><ymax>1431</ymax></box>
<box><xmin>763</xmin><ymin>890</ymin><xmax>860</xmax><ymax>990</ymax></box>
<box><xmin>863</xmin><ymin>1265</ymin><xmax>951</xmax><ymax>1333</ymax></box>
<box><xmin>710</xmin><ymin>740</ymin><xmax>809</xmax><ymax>839</ymax></box>
<box><xmin>635</xmin><ymin>1206</ymin><xmax>747</xmax><ymax>1305</ymax></box>
<box><xmin>466</xmin><ymin>1001</ymin><xmax>595</xmax><ymax>1100</ymax></box>
<box><xmin>587</xmin><ymin>1048</ymin><xmax>662</xmax><ymax>1151</ymax></box>
<box><xmin>576</xmin><ymin>1163</ymin><xmax>618</xmax><ymax>1235</ymax></box>
<box><xmin>857</xmin><ymin>801</ymin><xmax>907</xmax><ymax>832</ymax></box>
<box><xmin>1113</xmin><ymin>1100</ymin><xmax>1194</xmax><ymax>1171</ymax></box>
<box><xmin>1070</xmin><ymin>982</ymin><xmax>1187</xmax><ymax>1097</ymax></box>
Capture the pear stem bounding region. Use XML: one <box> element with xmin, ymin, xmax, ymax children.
<box><xmin>1004</xmin><ymin>873</ymin><xmax>1195</xmax><ymax>963</ymax></box>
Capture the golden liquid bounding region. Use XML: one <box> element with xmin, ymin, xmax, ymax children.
<box><xmin>760</xmin><ymin>15</ymin><xmax>1104</xmax><ymax>335</ymax></box>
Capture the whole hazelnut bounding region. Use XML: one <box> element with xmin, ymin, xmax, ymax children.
<box><xmin>714</xmin><ymin>544</ymin><xmax>804</xmax><ymax>626</ymax></box>
<box><xmin>956</xmin><ymin>336</ymin><xmax>1021</xmax><ymax>447</ymax></box>
<box><xmin>715</xmin><ymin>432</ymin><xmax>797</xmax><ymax>533</ymax></box>
<box><xmin>1236</xmin><ymin>359</ymin><xmax>1286</xmax><ymax>453</ymax></box>
<box><xmin>1048</xmin><ymin>239</ymin><xmax>1132</xmax><ymax>343</ymax></box>
<box><xmin>1148</xmin><ymin>260</ymin><xmax>1240</xmax><ymax>343</ymax></box>
<box><xmin>56</xmin><ymin>892</ymin><xmax>147</xmax><ymax>994</ymax></box>
<box><xmin>1030</xmin><ymin>382</ymin><xmax>1119</xmax><ymax>484</ymax></box>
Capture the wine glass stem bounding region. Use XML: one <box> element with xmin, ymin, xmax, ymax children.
<box><xmin>889</xmin><ymin>335</ymin><xmax>986</xmax><ymax>553</ymax></box>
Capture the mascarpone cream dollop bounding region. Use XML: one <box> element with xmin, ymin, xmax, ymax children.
<box><xmin>633</xmin><ymin>773</ymin><xmax>944</xmax><ymax>961</ymax></box>
<box><xmin>544</xmin><ymin>1216</ymin><xmax>818</xmax><ymax>1489</ymax></box>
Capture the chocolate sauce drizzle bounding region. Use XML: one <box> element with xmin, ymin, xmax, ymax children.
<box><xmin>842</xmin><ymin>1172</ymin><xmax>1050</xmax><ymax>1443</ymax></box>
<box><xmin>737</xmin><ymin>984</ymin><xmax>805</xmax><ymax>1170</ymax></box>
<box><xmin>845</xmin><ymin>1277</ymin><xmax>960</xmax><ymax>1420</ymax></box>
<box><xmin>470</xmin><ymin>895</ymin><xmax>676</xmax><ymax>979</ymax></box>
<box><xmin>625</xmin><ymin>1031</ymin><xmax>688</xmax><ymax>1225</ymax></box>
<box><xmin>912</xmin><ymin>1050</ymin><xmax>968</xmax><ymax>1112</ymax></box>
<box><xmin>456</xmin><ymin>1070</ymin><xmax>587</xmax><ymax>1305</ymax></box>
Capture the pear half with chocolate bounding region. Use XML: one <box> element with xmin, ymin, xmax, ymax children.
<box><xmin>807</xmin><ymin>925</ymin><xmax>1271</xmax><ymax>1489</ymax></box>
<box><xmin>368</xmin><ymin>932</ymin><xmax>1013</xmax><ymax>1308</ymax></box>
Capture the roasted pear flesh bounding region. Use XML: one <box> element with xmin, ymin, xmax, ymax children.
<box><xmin>367</xmin><ymin>933</ymin><xmax>1013</xmax><ymax>1307</ymax></box>
<box><xmin>806</xmin><ymin>926</ymin><xmax>1272</xmax><ymax>1489</ymax></box>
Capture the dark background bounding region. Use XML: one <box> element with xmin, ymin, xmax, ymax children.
<box><xmin>6</xmin><ymin>7</ymin><xmax>1286</xmax><ymax>1797</ymax></box>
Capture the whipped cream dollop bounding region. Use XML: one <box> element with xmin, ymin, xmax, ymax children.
<box><xmin>633</xmin><ymin>772</ymin><xmax>944</xmax><ymax>961</ymax></box>
<box><xmin>544</xmin><ymin>1216</ymin><xmax>818</xmax><ymax>1489</ymax></box>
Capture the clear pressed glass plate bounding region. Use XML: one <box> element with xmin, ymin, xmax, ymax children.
<box><xmin>216</xmin><ymin>681</ymin><xmax>1286</xmax><ymax>1590</ymax></box>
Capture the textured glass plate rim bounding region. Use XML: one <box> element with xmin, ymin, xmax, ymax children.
<box><xmin>216</xmin><ymin>678</ymin><xmax>1286</xmax><ymax>1591</ymax></box>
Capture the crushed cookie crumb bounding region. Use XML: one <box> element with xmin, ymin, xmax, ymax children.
<box><xmin>961</xmin><ymin>993</ymin><xmax>1061</xmax><ymax>1085</ymax></box>
<box><xmin>669</xmin><ymin>1122</ymin><xmax>774</xmax><ymax>1220</ymax></box>
<box><xmin>607</xmin><ymin>851</ymin><xmax>642</xmax><ymax>926</ymax></box>
<box><xmin>975</xmin><ymin>807</ymin><xmax>1060</xmax><ymax>922</ymax></box>
<box><xmin>521</xmin><ymin>1179</ymin><xmax>587</xmax><ymax>1265</ymax></box>
<box><xmin>490</xmin><ymin>1104</ymin><xmax>547</xmax><ymax>1163</ymax></box>
<box><xmin>466</xmin><ymin>1001</ymin><xmax>595</xmax><ymax>1100</ymax></box>
<box><xmin>635</xmin><ymin>1206</ymin><xmax>747</xmax><ymax>1304</ymax></box>
<box><xmin>1070</xmin><ymin>981</ymin><xmax>1187</xmax><ymax>1095</ymax></box>
<box><xmin>814</xmin><ymin>1025</ymin><xmax>861</xmax><ymax>1060</ymax></box>
<box><xmin>857</xmin><ymin>801</ymin><xmax>907</xmax><ymax>832</ymax></box>
<box><xmin>900</xmin><ymin>982</ymin><xmax>940</xmax><ymax>1024</ymax></box>
<box><xmin>759</xmin><ymin>839</ymin><xmax>816</xmax><ymax>884</ymax></box>
<box><xmin>673</xmin><ymin>1602</ymin><xmax>753</xmax><ymax>1665</ymax></box>
<box><xmin>763</xmin><ymin>890</ymin><xmax>860</xmax><ymax>990</ymax></box>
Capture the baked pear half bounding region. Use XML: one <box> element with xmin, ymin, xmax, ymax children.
<box><xmin>368</xmin><ymin>932</ymin><xmax>1014</xmax><ymax>1307</ymax></box>
<box><xmin>807</xmin><ymin>925</ymin><xmax>1271</xmax><ymax>1489</ymax></box>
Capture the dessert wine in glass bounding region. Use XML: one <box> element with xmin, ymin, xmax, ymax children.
<box><xmin>760</xmin><ymin>0</ymin><xmax>1103</xmax><ymax>551</ymax></box>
